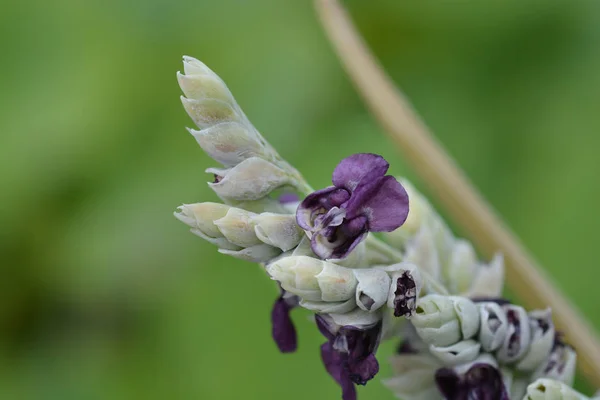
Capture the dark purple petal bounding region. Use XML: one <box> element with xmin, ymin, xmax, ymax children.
<box><xmin>271</xmin><ymin>296</ymin><xmax>297</xmax><ymax>353</ymax></box>
<box><xmin>315</xmin><ymin>314</ymin><xmax>336</xmax><ymax>341</ymax></box>
<box><xmin>393</xmin><ymin>271</ymin><xmax>417</xmax><ymax>317</ymax></box>
<box><xmin>321</xmin><ymin>342</ymin><xmax>357</xmax><ymax>400</ymax></box>
<box><xmin>311</xmin><ymin>227</ymin><xmax>368</xmax><ymax>260</ymax></box>
<box><xmin>344</xmin><ymin>175</ymin><xmax>409</xmax><ymax>232</ymax></box>
<box><xmin>435</xmin><ymin>364</ymin><xmax>508</xmax><ymax>400</ymax></box>
<box><xmin>296</xmin><ymin>186</ymin><xmax>350</xmax><ymax>231</ymax></box>
<box><xmin>396</xmin><ymin>340</ymin><xmax>417</xmax><ymax>354</ymax></box>
<box><xmin>464</xmin><ymin>364</ymin><xmax>508</xmax><ymax>400</ymax></box>
<box><xmin>332</xmin><ymin>153</ymin><xmax>389</xmax><ymax>192</ymax></box>
<box><xmin>435</xmin><ymin>368</ymin><xmax>462</xmax><ymax>399</ymax></box>
<box><xmin>347</xmin><ymin>353</ymin><xmax>379</xmax><ymax>385</ymax></box>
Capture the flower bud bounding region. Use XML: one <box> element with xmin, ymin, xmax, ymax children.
<box><xmin>252</xmin><ymin>213</ymin><xmax>304</xmax><ymax>252</ymax></box>
<box><xmin>533</xmin><ymin>339</ymin><xmax>576</xmax><ymax>386</ymax></box>
<box><xmin>524</xmin><ymin>378</ymin><xmax>587</xmax><ymax>400</ymax></box>
<box><xmin>214</xmin><ymin>208</ymin><xmax>261</xmax><ymax>248</ymax></box>
<box><xmin>189</xmin><ymin>228</ymin><xmax>240</xmax><ymax>251</ymax></box>
<box><xmin>208</xmin><ymin>157</ymin><xmax>291</xmax><ymax>201</ymax></box>
<box><xmin>353</xmin><ymin>269</ymin><xmax>391</xmax><ymax>312</ymax></box>
<box><xmin>383</xmin><ymin>353</ymin><xmax>441</xmax><ymax>400</ymax></box>
<box><xmin>219</xmin><ymin>243</ymin><xmax>281</xmax><ymax>263</ymax></box>
<box><xmin>384</xmin><ymin>263</ymin><xmax>423</xmax><ymax>318</ymax></box>
<box><xmin>299</xmin><ymin>298</ymin><xmax>356</xmax><ymax>314</ymax></box>
<box><xmin>181</xmin><ymin>96</ymin><xmax>242</xmax><ymax>129</ymax></box>
<box><xmin>466</xmin><ymin>253</ymin><xmax>504</xmax><ymax>298</ymax></box>
<box><xmin>266</xmin><ymin>256</ymin><xmax>357</xmax><ymax>302</ymax></box>
<box><xmin>429</xmin><ymin>340</ymin><xmax>481</xmax><ymax>366</ymax></box>
<box><xmin>174</xmin><ymin>202</ymin><xmax>230</xmax><ymax>237</ymax></box>
<box><xmin>188</xmin><ymin>123</ymin><xmax>269</xmax><ymax>167</ymax></box>
<box><xmin>496</xmin><ymin>304</ymin><xmax>531</xmax><ymax>364</ymax></box>
<box><xmin>446</xmin><ymin>239</ymin><xmax>478</xmax><ymax>294</ymax></box>
<box><xmin>404</xmin><ymin>223</ymin><xmax>441</xmax><ymax>280</ymax></box>
<box><xmin>182</xmin><ymin>56</ymin><xmax>213</xmax><ymax>76</ymax></box>
<box><xmin>516</xmin><ymin>308</ymin><xmax>555</xmax><ymax>372</ymax></box>
<box><xmin>177</xmin><ymin>71</ymin><xmax>234</xmax><ymax>105</ymax></box>
<box><xmin>478</xmin><ymin>302</ymin><xmax>508</xmax><ymax>352</ymax></box>
<box><xmin>411</xmin><ymin>295</ymin><xmax>479</xmax><ymax>347</ymax></box>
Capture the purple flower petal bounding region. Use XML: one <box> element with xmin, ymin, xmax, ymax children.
<box><xmin>271</xmin><ymin>295</ymin><xmax>297</xmax><ymax>353</ymax></box>
<box><xmin>279</xmin><ymin>193</ymin><xmax>299</xmax><ymax>204</ymax></box>
<box><xmin>332</xmin><ymin>153</ymin><xmax>389</xmax><ymax>192</ymax></box>
<box><xmin>345</xmin><ymin>175</ymin><xmax>409</xmax><ymax>232</ymax></box>
<box><xmin>321</xmin><ymin>342</ymin><xmax>357</xmax><ymax>400</ymax></box>
<box><xmin>435</xmin><ymin>364</ymin><xmax>508</xmax><ymax>400</ymax></box>
<box><xmin>311</xmin><ymin>226</ymin><xmax>368</xmax><ymax>260</ymax></box>
<box><xmin>296</xmin><ymin>186</ymin><xmax>350</xmax><ymax>231</ymax></box>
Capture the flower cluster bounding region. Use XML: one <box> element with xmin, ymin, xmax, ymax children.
<box><xmin>384</xmin><ymin>295</ymin><xmax>577</xmax><ymax>399</ymax></box>
<box><xmin>173</xmin><ymin>57</ymin><xmax>594</xmax><ymax>400</ymax></box>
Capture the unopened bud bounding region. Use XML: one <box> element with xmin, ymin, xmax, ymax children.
<box><xmin>177</xmin><ymin>71</ymin><xmax>234</xmax><ymax>105</ymax></box>
<box><xmin>516</xmin><ymin>308</ymin><xmax>555</xmax><ymax>372</ymax></box>
<box><xmin>446</xmin><ymin>239</ymin><xmax>478</xmax><ymax>294</ymax></box>
<box><xmin>533</xmin><ymin>339</ymin><xmax>576</xmax><ymax>386</ymax></box>
<box><xmin>208</xmin><ymin>157</ymin><xmax>291</xmax><ymax>201</ymax></box>
<box><xmin>182</xmin><ymin>56</ymin><xmax>213</xmax><ymax>76</ymax></box>
<box><xmin>188</xmin><ymin>123</ymin><xmax>269</xmax><ymax>167</ymax></box>
<box><xmin>266</xmin><ymin>256</ymin><xmax>357</xmax><ymax>302</ymax></box>
<box><xmin>383</xmin><ymin>352</ymin><xmax>441</xmax><ymax>400</ymax></box>
<box><xmin>524</xmin><ymin>378</ymin><xmax>587</xmax><ymax>400</ymax></box>
<box><xmin>353</xmin><ymin>268</ymin><xmax>391</xmax><ymax>312</ymax></box>
<box><xmin>496</xmin><ymin>304</ymin><xmax>531</xmax><ymax>364</ymax></box>
<box><xmin>252</xmin><ymin>213</ymin><xmax>304</xmax><ymax>252</ymax></box>
<box><xmin>466</xmin><ymin>253</ymin><xmax>505</xmax><ymax>298</ymax></box>
<box><xmin>478</xmin><ymin>302</ymin><xmax>508</xmax><ymax>352</ymax></box>
<box><xmin>213</xmin><ymin>208</ymin><xmax>261</xmax><ymax>248</ymax></box>
<box><xmin>174</xmin><ymin>202</ymin><xmax>230</xmax><ymax>238</ymax></box>
<box><xmin>411</xmin><ymin>295</ymin><xmax>479</xmax><ymax>347</ymax></box>
<box><xmin>219</xmin><ymin>243</ymin><xmax>281</xmax><ymax>263</ymax></box>
<box><xmin>429</xmin><ymin>339</ymin><xmax>481</xmax><ymax>366</ymax></box>
<box><xmin>300</xmin><ymin>298</ymin><xmax>356</xmax><ymax>314</ymax></box>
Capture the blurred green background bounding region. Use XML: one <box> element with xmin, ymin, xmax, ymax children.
<box><xmin>1</xmin><ymin>0</ymin><xmax>600</xmax><ymax>398</ymax></box>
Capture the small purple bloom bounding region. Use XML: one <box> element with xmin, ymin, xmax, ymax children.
<box><xmin>297</xmin><ymin>153</ymin><xmax>409</xmax><ymax>259</ymax></box>
<box><xmin>316</xmin><ymin>314</ymin><xmax>382</xmax><ymax>400</ymax></box>
<box><xmin>435</xmin><ymin>363</ymin><xmax>509</xmax><ymax>400</ymax></box>
<box><xmin>271</xmin><ymin>291</ymin><xmax>299</xmax><ymax>353</ymax></box>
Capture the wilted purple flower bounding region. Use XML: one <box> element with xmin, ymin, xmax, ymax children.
<box><xmin>435</xmin><ymin>363</ymin><xmax>509</xmax><ymax>400</ymax></box>
<box><xmin>271</xmin><ymin>290</ymin><xmax>299</xmax><ymax>353</ymax></box>
<box><xmin>297</xmin><ymin>153</ymin><xmax>409</xmax><ymax>259</ymax></box>
<box><xmin>316</xmin><ymin>314</ymin><xmax>383</xmax><ymax>400</ymax></box>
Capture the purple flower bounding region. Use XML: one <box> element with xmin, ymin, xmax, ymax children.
<box><xmin>316</xmin><ymin>314</ymin><xmax>382</xmax><ymax>400</ymax></box>
<box><xmin>297</xmin><ymin>153</ymin><xmax>409</xmax><ymax>259</ymax></box>
<box><xmin>434</xmin><ymin>363</ymin><xmax>509</xmax><ymax>400</ymax></box>
<box><xmin>271</xmin><ymin>291</ymin><xmax>299</xmax><ymax>353</ymax></box>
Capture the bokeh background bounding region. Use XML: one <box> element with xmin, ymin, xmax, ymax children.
<box><xmin>2</xmin><ymin>0</ymin><xmax>600</xmax><ymax>398</ymax></box>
